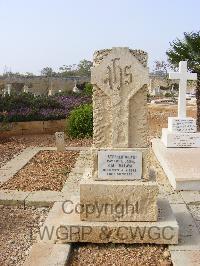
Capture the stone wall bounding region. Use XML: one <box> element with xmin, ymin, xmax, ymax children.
<box><xmin>0</xmin><ymin>119</ymin><xmax>66</xmax><ymax>137</ymax></box>
<box><xmin>0</xmin><ymin>76</ymin><xmax>90</xmax><ymax>95</ymax></box>
<box><xmin>149</xmin><ymin>74</ymin><xmax>197</xmax><ymax>94</ymax></box>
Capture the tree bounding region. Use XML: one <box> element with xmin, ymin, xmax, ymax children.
<box><xmin>59</xmin><ymin>64</ymin><xmax>77</xmax><ymax>77</ymax></box>
<box><xmin>77</xmin><ymin>59</ymin><xmax>92</xmax><ymax>76</ymax></box>
<box><xmin>166</xmin><ymin>31</ymin><xmax>200</xmax><ymax>128</ymax></box>
<box><xmin>41</xmin><ymin>67</ymin><xmax>53</xmax><ymax>77</ymax></box>
<box><xmin>153</xmin><ymin>60</ymin><xmax>169</xmax><ymax>75</ymax></box>
<box><xmin>152</xmin><ymin>60</ymin><xmax>171</xmax><ymax>89</ymax></box>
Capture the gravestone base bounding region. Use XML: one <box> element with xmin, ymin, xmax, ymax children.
<box><xmin>79</xmin><ymin>180</ymin><xmax>159</xmax><ymax>222</ymax></box>
<box><xmin>59</xmin><ymin>196</ymin><xmax>179</xmax><ymax>244</ymax></box>
<box><xmin>162</xmin><ymin>128</ymin><xmax>200</xmax><ymax>148</ymax></box>
<box><xmin>152</xmin><ymin>138</ymin><xmax>200</xmax><ymax>190</ymax></box>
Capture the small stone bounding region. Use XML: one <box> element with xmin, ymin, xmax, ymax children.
<box><xmin>163</xmin><ymin>250</ymin><xmax>171</xmax><ymax>259</ymax></box>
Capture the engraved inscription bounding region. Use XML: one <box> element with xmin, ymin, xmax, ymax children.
<box><xmin>169</xmin><ymin>118</ymin><xmax>197</xmax><ymax>133</ymax></box>
<box><xmin>104</xmin><ymin>58</ymin><xmax>133</xmax><ymax>90</ymax></box>
<box><xmin>98</xmin><ymin>150</ymin><xmax>142</xmax><ymax>180</ymax></box>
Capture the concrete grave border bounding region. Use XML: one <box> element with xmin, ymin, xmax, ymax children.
<box><xmin>0</xmin><ymin>146</ymin><xmax>90</xmax><ymax>206</ymax></box>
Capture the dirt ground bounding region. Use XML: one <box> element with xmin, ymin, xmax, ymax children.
<box><xmin>148</xmin><ymin>104</ymin><xmax>197</xmax><ymax>140</ymax></box>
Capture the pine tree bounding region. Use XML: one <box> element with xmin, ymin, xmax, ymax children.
<box><xmin>166</xmin><ymin>31</ymin><xmax>200</xmax><ymax>128</ymax></box>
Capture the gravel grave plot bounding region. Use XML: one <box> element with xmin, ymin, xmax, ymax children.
<box><xmin>0</xmin><ymin>134</ymin><xmax>92</xmax><ymax>168</ymax></box>
<box><xmin>0</xmin><ymin>134</ymin><xmax>55</xmax><ymax>168</ymax></box>
<box><xmin>0</xmin><ymin>205</ymin><xmax>49</xmax><ymax>266</ymax></box>
<box><xmin>69</xmin><ymin>243</ymin><xmax>172</xmax><ymax>266</ymax></box>
<box><xmin>1</xmin><ymin>150</ymin><xmax>79</xmax><ymax>191</ymax></box>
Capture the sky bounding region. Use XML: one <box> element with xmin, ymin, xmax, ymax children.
<box><xmin>0</xmin><ymin>0</ymin><xmax>199</xmax><ymax>75</ymax></box>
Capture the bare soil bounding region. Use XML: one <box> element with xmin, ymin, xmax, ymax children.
<box><xmin>1</xmin><ymin>150</ymin><xmax>79</xmax><ymax>191</ymax></box>
<box><xmin>148</xmin><ymin>104</ymin><xmax>196</xmax><ymax>140</ymax></box>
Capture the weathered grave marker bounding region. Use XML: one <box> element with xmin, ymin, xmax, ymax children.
<box><xmin>55</xmin><ymin>132</ymin><xmax>65</xmax><ymax>152</ymax></box>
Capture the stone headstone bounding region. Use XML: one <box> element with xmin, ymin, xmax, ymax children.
<box><xmin>92</xmin><ymin>47</ymin><xmax>149</xmax><ymax>149</ymax></box>
<box><xmin>90</xmin><ymin>47</ymin><xmax>150</xmax><ymax>180</ymax></box>
<box><xmin>161</xmin><ymin>61</ymin><xmax>200</xmax><ymax>147</ymax></box>
<box><xmin>55</xmin><ymin>132</ymin><xmax>65</xmax><ymax>152</ymax></box>
<box><xmin>63</xmin><ymin>48</ymin><xmax>178</xmax><ymax>245</ymax></box>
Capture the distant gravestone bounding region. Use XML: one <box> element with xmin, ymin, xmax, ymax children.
<box><xmin>162</xmin><ymin>61</ymin><xmax>200</xmax><ymax>147</ymax></box>
<box><xmin>55</xmin><ymin>132</ymin><xmax>65</xmax><ymax>152</ymax></box>
<box><xmin>72</xmin><ymin>81</ymin><xmax>81</xmax><ymax>93</ymax></box>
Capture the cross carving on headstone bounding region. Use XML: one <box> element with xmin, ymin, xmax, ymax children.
<box><xmin>169</xmin><ymin>61</ymin><xmax>197</xmax><ymax>118</ymax></box>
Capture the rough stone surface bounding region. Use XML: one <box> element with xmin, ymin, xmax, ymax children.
<box><xmin>91</xmin><ymin>47</ymin><xmax>149</xmax><ymax>149</ymax></box>
<box><xmin>23</xmin><ymin>243</ymin><xmax>71</xmax><ymax>266</ymax></box>
<box><xmin>79</xmin><ymin>180</ymin><xmax>158</xmax><ymax>222</ymax></box>
<box><xmin>58</xmin><ymin>197</ymin><xmax>178</xmax><ymax>244</ymax></box>
<box><xmin>152</xmin><ymin>138</ymin><xmax>200</xmax><ymax>190</ymax></box>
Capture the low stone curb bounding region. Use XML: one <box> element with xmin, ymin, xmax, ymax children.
<box><xmin>0</xmin><ymin>189</ymin><xmax>73</xmax><ymax>207</ymax></box>
<box><xmin>0</xmin><ymin>146</ymin><xmax>90</xmax><ymax>187</ymax></box>
<box><xmin>0</xmin><ymin>149</ymin><xmax>92</xmax><ymax>208</ymax></box>
<box><xmin>0</xmin><ymin>147</ymin><xmax>40</xmax><ymax>185</ymax></box>
<box><xmin>23</xmin><ymin>242</ymin><xmax>71</xmax><ymax>266</ymax></box>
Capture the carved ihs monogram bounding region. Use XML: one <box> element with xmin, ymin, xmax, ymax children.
<box><xmin>104</xmin><ymin>58</ymin><xmax>132</xmax><ymax>90</ymax></box>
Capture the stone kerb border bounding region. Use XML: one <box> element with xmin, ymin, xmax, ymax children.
<box><xmin>0</xmin><ymin>146</ymin><xmax>90</xmax><ymax>206</ymax></box>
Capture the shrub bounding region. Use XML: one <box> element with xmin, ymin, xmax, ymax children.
<box><xmin>67</xmin><ymin>104</ymin><xmax>93</xmax><ymax>138</ymax></box>
<box><xmin>165</xmin><ymin>92</ymin><xmax>172</xmax><ymax>97</ymax></box>
<box><xmin>84</xmin><ymin>83</ymin><xmax>93</xmax><ymax>96</ymax></box>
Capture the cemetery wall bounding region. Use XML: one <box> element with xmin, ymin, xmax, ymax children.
<box><xmin>0</xmin><ymin>119</ymin><xmax>65</xmax><ymax>137</ymax></box>
<box><xmin>0</xmin><ymin>76</ymin><xmax>90</xmax><ymax>95</ymax></box>
<box><xmin>149</xmin><ymin>74</ymin><xmax>196</xmax><ymax>93</ymax></box>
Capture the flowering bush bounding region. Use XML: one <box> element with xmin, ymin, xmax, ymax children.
<box><xmin>0</xmin><ymin>93</ymin><xmax>91</xmax><ymax>122</ymax></box>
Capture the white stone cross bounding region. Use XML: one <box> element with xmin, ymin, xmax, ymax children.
<box><xmin>169</xmin><ymin>61</ymin><xmax>197</xmax><ymax>118</ymax></box>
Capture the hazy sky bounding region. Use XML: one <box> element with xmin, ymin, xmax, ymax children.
<box><xmin>0</xmin><ymin>0</ymin><xmax>199</xmax><ymax>74</ymax></box>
